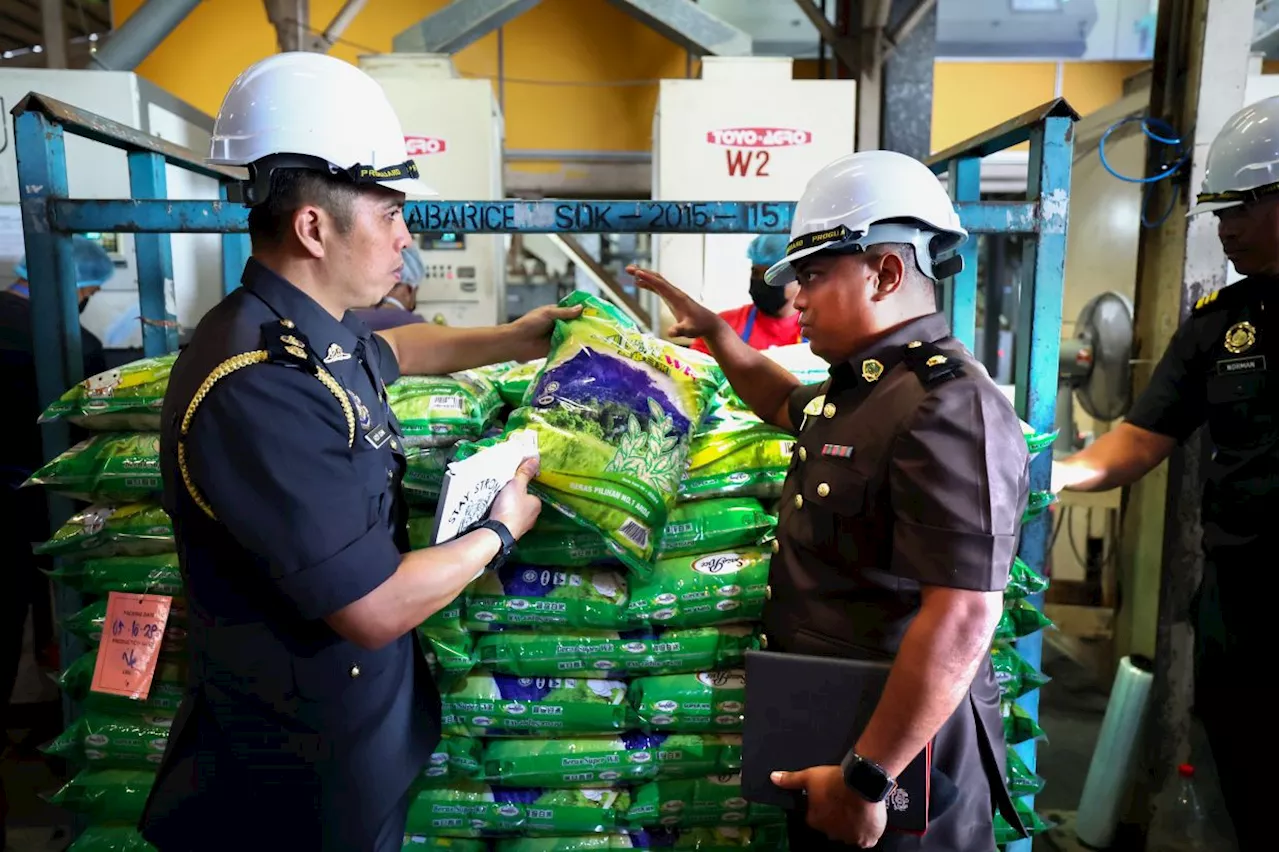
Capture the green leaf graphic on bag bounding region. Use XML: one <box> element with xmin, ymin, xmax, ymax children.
<box><xmin>441</xmin><ymin>672</ymin><xmax>635</xmax><ymax>738</ymax></box>
<box><xmin>35</xmin><ymin>501</ymin><xmax>174</xmax><ymax>561</ymax></box>
<box><xmin>388</xmin><ymin>371</ymin><xmax>504</xmax><ymax>448</ymax></box>
<box><xmin>40</xmin><ymin>353</ymin><xmax>177</xmax><ymax>431</ymax></box>
<box><xmin>1004</xmin><ymin>557</ymin><xmax>1049</xmax><ymax>601</ymax></box>
<box><xmin>25</xmin><ymin>433</ymin><xmax>162</xmax><ymax>502</ymax></box>
<box><xmin>627</xmin><ymin>549</ymin><xmax>770</xmax><ymax>629</ymax></box>
<box><xmin>995</xmin><ymin>599</ymin><xmax>1055</xmax><ymax>642</ymax></box>
<box><xmin>475</xmin><ymin>626</ymin><xmax>759</xmax><ymax>678</ymax></box>
<box><xmin>680</xmin><ymin>416</ymin><xmax>793</xmax><ymax>501</ymax></box>
<box><xmin>48</xmin><ymin>552</ymin><xmax>183</xmax><ymax>596</ymax></box>
<box><xmin>465</xmin><ymin>564</ymin><xmax>630</xmax><ymax>632</ymax></box>
<box><xmin>630</xmin><ymin>670</ymin><xmax>747</xmax><ymax>733</ymax></box>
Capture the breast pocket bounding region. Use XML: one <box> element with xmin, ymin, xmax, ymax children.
<box><xmin>786</xmin><ymin>458</ymin><xmax>870</xmax><ymax>559</ymax></box>
<box><xmin>1206</xmin><ymin>371</ymin><xmax>1265</xmax><ymax>406</ymax></box>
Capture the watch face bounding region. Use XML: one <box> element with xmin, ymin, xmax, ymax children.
<box><xmin>846</xmin><ymin>757</ymin><xmax>893</xmax><ymax>802</ymax></box>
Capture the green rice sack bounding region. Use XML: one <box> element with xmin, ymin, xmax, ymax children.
<box><xmin>475</xmin><ymin>626</ymin><xmax>760</xmax><ymax>678</ymax></box>
<box><xmin>404</xmin><ymin>446</ymin><xmax>458</xmax><ymax>505</ymax></box>
<box><xmin>679</xmin><ymin>416</ymin><xmax>793</xmax><ymax>502</ymax></box>
<box><xmin>465</xmin><ymin>564</ymin><xmax>631</xmax><ymax>632</ymax></box>
<box><xmin>422</xmin><ymin>736</ymin><xmax>484</xmax><ymax>784</ymax></box>
<box><xmin>1004</xmin><ymin>748</ymin><xmax>1046</xmax><ymax>797</ymax></box>
<box><xmin>24</xmin><ymin>433</ymin><xmax>162</xmax><ymax>502</ymax></box>
<box><xmin>40</xmin><ymin>353</ymin><xmax>176</xmax><ymax>432</ymax></box>
<box><xmin>501</xmin><ymin>292</ymin><xmax>724</xmax><ymax>577</ymax></box>
<box><xmin>65</xmin><ymin>598</ymin><xmax>188</xmax><ymax>648</ymax></box>
<box><xmin>1023</xmin><ymin>490</ymin><xmax>1056</xmax><ymax>523</ymax></box>
<box><xmin>1001</xmin><ymin>701</ymin><xmax>1048</xmax><ymax>745</ymax></box>
<box><xmin>441</xmin><ymin>672</ymin><xmax>635</xmax><ymax>738</ymax></box>
<box><xmin>493</xmin><ymin>825</ymin><xmax>787</xmax><ymax>851</ymax></box>
<box><xmin>995</xmin><ymin>599</ymin><xmax>1055</xmax><ymax>642</ymax></box>
<box><xmin>388</xmin><ymin>372</ymin><xmax>504</xmax><ymax>448</ymax></box>
<box><xmin>626</xmin><ymin>775</ymin><xmax>783</xmax><ymax>829</ymax></box>
<box><xmin>994</xmin><ymin>802</ymin><xmax>1052</xmax><ymax>844</ymax></box>
<box><xmin>1020</xmin><ymin>419</ymin><xmax>1058</xmax><ymax>456</ymax></box>
<box><xmin>481</xmin><ymin>733</ymin><xmax>742</xmax><ymax>788</ymax></box>
<box><xmin>67</xmin><ymin>826</ymin><xmax>158</xmax><ymax>852</ymax></box>
<box><xmin>991</xmin><ymin>642</ymin><xmax>1051</xmax><ymax>701</ymax></box>
<box><xmin>512</xmin><ymin>509</ymin><xmax>617</xmax><ymax>568</ymax></box>
<box><xmin>655</xmin><ymin>499</ymin><xmax>775</xmax><ymax>561</ymax></box>
<box><xmin>35</xmin><ymin>501</ymin><xmax>174</xmax><ymax>561</ymax></box>
<box><xmin>626</xmin><ymin>549</ymin><xmax>770</xmax><ymax>629</ymax></box>
<box><xmin>402</xmin><ymin>837</ymin><xmax>489</xmax><ymax>852</ymax></box>
<box><xmin>47</xmin><ymin>552</ymin><xmax>183</xmax><ymax>596</ymax></box>
<box><xmin>1004</xmin><ymin>557</ymin><xmax>1050</xmax><ymax>601</ymax></box>
<box><xmin>498</xmin><ymin>360</ymin><xmax>546</xmax><ymax>408</ymax></box>
<box><xmin>417</xmin><ymin>624</ymin><xmax>476</xmax><ymax>676</ymax></box>
<box><xmin>47</xmin><ymin>768</ymin><xmax>156</xmax><ymax>823</ymax></box>
<box><xmin>404</xmin><ymin>780</ymin><xmax>629</xmax><ymax>837</ymax></box>
<box><xmin>630</xmin><ymin>671</ymin><xmax>746</xmax><ymax>733</ymax></box>
<box><xmin>44</xmin><ymin>711</ymin><xmax>172</xmax><ymax>768</ymax></box>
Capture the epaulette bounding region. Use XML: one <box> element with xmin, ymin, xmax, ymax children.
<box><xmin>1193</xmin><ymin>289</ymin><xmax>1220</xmax><ymax>313</ymax></box>
<box><xmin>177</xmin><ymin>318</ymin><xmax>355</xmax><ymax>521</ymax></box>
<box><xmin>902</xmin><ymin>339</ymin><xmax>964</xmax><ymax>388</ymax></box>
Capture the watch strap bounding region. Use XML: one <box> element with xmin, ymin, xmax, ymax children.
<box><xmin>477</xmin><ymin>519</ymin><xmax>516</xmax><ymax>564</ymax></box>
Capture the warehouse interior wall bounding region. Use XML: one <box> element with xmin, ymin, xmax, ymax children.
<box><xmin>115</xmin><ymin>0</ymin><xmax>1182</xmax><ymax>162</ymax></box>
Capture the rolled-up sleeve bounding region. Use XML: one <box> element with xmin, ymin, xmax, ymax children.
<box><xmin>889</xmin><ymin>382</ymin><xmax>1029</xmax><ymax>592</ymax></box>
<box><xmin>187</xmin><ymin>364</ymin><xmax>401</xmax><ymax>621</ymax></box>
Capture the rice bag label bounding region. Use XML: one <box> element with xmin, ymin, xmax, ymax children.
<box><xmin>25</xmin><ymin>433</ymin><xmax>162</xmax><ymax>502</ymax></box>
<box><xmin>40</xmin><ymin>353</ymin><xmax>177</xmax><ymax>432</ymax></box>
<box><xmin>627</xmin><ymin>549</ymin><xmax>770</xmax><ymax>629</ymax></box>
<box><xmin>441</xmin><ymin>673</ymin><xmax>635</xmax><ymax>737</ymax></box>
<box><xmin>422</xmin><ymin>737</ymin><xmax>483</xmax><ymax>784</ymax></box>
<box><xmin>89</xmin><ymin>592</ymin><xmax>172</xmax><ymax>701</ymax></box>
<box><xmin>388</xmin><ymin>372</ymin><xmax>504</xmax><ymax>448</ymax></box>
<box><xmin>480</xmin><ymin>733</ymin><xmax>742</xmax><ymax>788</ymax></box>
<box><xmin>630</xmin><ymin>670</ymin><xmax>747</xmax><ymax>733</ymax></box>
<box><xmin>475</xmin><ymin>627</ymin><xmax>759</xmax><ymax>678</ymax></box>
<box><xmin>466</xmin><ymin>564</ymin><xmax>630</xmax><ymax>631</ymax></box>
<box><xmin>680</xmin><ymin>416</ymin><xmax>793</xmax><ymax>502</ymax></box>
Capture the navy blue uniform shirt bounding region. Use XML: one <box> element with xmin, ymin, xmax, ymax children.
<box><xmin>139</xmin><ymin>258</ymin><xmax>440</xmax><ymax>851</ymax></box>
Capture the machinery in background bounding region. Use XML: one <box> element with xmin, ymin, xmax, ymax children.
<box><xmin>360</xmin><ymin>54</ymin><xmax>505</xmax><ymax>327</ymax></box>
<box><xmin>0</xmin><ymin>68</ymin><xmax>220</xmax><ymax>350</ymax></box>
<box><xmin>1056</xmin><ymin>291</ymin><xmax>1135</xmax><ymax>457</ymax></box>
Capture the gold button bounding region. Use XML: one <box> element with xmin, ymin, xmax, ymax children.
<box><xmin>280</xmin><ymin>318</ymin><xmax>295</xmax><ymax>329</ymax></box>
<box><xmin>765</xmin><ymin>585</ymin><xmax>773</xmax><ymax>601</ymax></box>
<box><xmin>759</xmin><ymin>633</ymin><xmax>769</xmax><ymax>650</ymax></box>
<box><xmin>798</xmin><ymin>446</ymin><xmax>807</xmax><ymax>462</ymax></box>
<box><xmin>348</xmin><ymin>664</ymin><xmax>362</xmax><ymax>679</ymax></box>
<box><xmin>823</xmin><ymin>403</ymin><xmax>836</xmax><ymax>419</ymax></box>
<box><xmin>391</xmin><ymin>439</ymin><xmax>399</xmax><ymax>451</ymax></box>
<box><xmin>907</xmin><ymin>340</ymin><xmax>922</xmax><ymax>348</ymax></box>
<box><xmin>771</xmin><ymin>539</ymin><xmax>780</xmax><ymax>554</ymax></box>
<box><xmin>794</xmin><ymin>495</ymin><xmax>803</xmax><ymax>509</ymax></box>
<box><xmin>817</xmin><ymin>483</ymin><xmax>830</xmax><ymax>497</ymax></box>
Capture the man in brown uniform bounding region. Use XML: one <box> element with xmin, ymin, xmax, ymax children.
<box><xmin>630</xmin><ymin>149</ymin><xmax>1028</xmax><ymax>850</ymax></box>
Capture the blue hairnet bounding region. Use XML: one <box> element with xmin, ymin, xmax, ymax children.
<box><xmin>747</xmin><ymin>234</ymin><xmax>789</xmax><ymax>268</ymax></box>
<box><xmin>399</xmin><ymin>247</ymin><xmax>425</xmax><ymax>287</ymax></box>
<box><xmin>14</xmin><ymin>236</ymin><xmax>115</xmax><ymax>290</ymax></box>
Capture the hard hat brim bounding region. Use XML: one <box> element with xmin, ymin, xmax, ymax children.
<box><xmin>763</xmin><ymin>243</ymin><xmax>836</xmax><ymax>287</ymax></box>
<box><xmin>1186</xmin><ymin>198</ymin><xmax>1244</xmax><ymax>218</ymax></box>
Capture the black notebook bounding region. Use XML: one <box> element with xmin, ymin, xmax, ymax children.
<box><xmin>741</xmin><ymin>649</ymin><xmax>933</xmax><ymax>835</ymax></box>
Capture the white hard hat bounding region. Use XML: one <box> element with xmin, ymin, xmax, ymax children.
<box><xmin>765</xmin><ymin>150</ymin><xmax>968</xmax><ymax>286</ymax></box>
<box><xmin>208</xmin><ymin>52</ymin><xmax>437</xmax><ymax>205</ymax></box>
<box><xmin>1187</xmin><ymin>95</ymin><xmax>1279</xmax><ymax>217</ymax></box>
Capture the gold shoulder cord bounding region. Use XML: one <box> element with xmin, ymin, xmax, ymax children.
<box><xmin>177</xmin><ymin>351</ymin><xmax>357</xmax><ymax>519</ymax></box>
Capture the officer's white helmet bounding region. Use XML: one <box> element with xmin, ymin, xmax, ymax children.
<box><xmin>208</xmin><ymin>51</ymin><xmax>437</xmax><ymax>206</ymax></box>
<box><xmin>764</xmin><ymin>150</ymin><xmax>968</xmax><ymax>286</ymax></box>
<box><xmin>1187</xmin><ymin>95</ymin><xmax>1279</xmax><ymax>217</ymax></box>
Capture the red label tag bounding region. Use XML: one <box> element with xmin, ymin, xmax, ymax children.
<box><xmin>90</xmin><ymin>592</ymin><xmax>172</xmax><ymax>701</ymax></box>
<box><xmin>405</xmin><ymin>135</ymin><xmax>448</xmax><ymax>156</ymax></box>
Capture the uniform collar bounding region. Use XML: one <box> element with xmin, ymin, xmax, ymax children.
<box><xmin>241</xmin><ymin>257</ymin><xmax>374</xmax><ymax>364</ymax></box>
<box><xmin>831</xmin><ymin>312</ymin><xmax>952</xmax><ymax>388</ymax></box>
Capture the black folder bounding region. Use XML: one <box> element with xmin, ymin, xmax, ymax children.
<box><xmin>741</xmin><ymin>649</ymin><xmax>933</xmax><ymax>835</ymax></box>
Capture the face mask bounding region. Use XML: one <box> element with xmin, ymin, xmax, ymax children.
<box><xmin>749</xmin><ymin>276</ymin><xmax>789</xmax><ymax>317</ymax></box>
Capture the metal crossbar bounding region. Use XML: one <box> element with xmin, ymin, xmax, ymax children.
<box><xmin>13</xmin><ymin>91</ymin><xmax>1077</xmax><ymax>851</ymax></box>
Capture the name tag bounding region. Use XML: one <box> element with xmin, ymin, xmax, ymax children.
<box><xmin>1216</xmin><ymin>356</ymin><xmax>1266</xmax><ymax>375</ymax></box>
<box><xmin>364</xmin><ymin>424</ymin><xmax>391</xmax><ymax>449</ymax></box>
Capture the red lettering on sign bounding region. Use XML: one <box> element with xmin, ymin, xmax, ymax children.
<box><xmin>705</xmin><ymin>127</ymin><xmax>812</xmax><ymax>148</ymax></box>
<box><xmin>726</xmin><ymin>150</ymin><xmax>772</xmax><ymax>178</ymax></box>
<box><xmin>405</xmin><ymin>136</ymin><xmax>448</xmax><ymax>156</ymax></box>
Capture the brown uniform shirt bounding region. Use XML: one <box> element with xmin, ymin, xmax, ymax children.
<box><xmin>765</xmin><ymin>312</ymin><xmax>1028</xmax><ymax>851</ymax></box>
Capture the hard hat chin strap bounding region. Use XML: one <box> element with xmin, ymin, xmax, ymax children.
<box><xmin>824</xmin><ymin>221</ymin><xmax>965</xmax><ymax>281</ymax></box>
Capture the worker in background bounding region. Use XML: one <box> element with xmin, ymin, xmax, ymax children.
<box><xmin>629</xmin><ymin>149</ymin><xmax>1028</xmax><ymax>851</ymax></box>
<box><xmin>138</xmin><ymin>52</ymin><xmax>576</xmax><ymax>852</ymax></box>
<box><xmin>0</xmin><ymin>236</ymin><xmax>113</xmax><ymax>849</ymax></box>
<box><xmin>352</xmin><ymin>245</ymin><xmax>427</xmax><ymax>331</ymax></box>
<box><xmin>1054</xmin><ymin>95</ymin><xmax>1278</xmax><ymax>847</ymax></box>
<box><xmin>689</xmin><ymin>233</ymin><xmax>802</xmax><ymax>354</ymax></box>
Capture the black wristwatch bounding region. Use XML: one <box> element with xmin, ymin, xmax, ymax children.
<box><xmin>476</xmin><ymin>519</ymin><xmax>516</xmax><ymax>569</ymax></box>
<box><xmin>841</xmin><ymin>751</ymin><xmax>896</xmax><ymax>803</ymax></box>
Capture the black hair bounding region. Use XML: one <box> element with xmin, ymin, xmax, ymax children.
<box><xmin>247</xmin><ymin>168</ymin><xmax>361</xmax><ymax>250</ymax></box>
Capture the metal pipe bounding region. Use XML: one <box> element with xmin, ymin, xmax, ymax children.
<box><xmin>497</xmin><ymin>26</ymin><xmax>505</xmax><ymax>111</ymax></box>
<box><xmin>312</xmin><ymin>0</ymin><xmax>369</xmax><ymax>52</ymax></box>
<box><xmin>89</xmin><ymin>0</ymin><xmax>201</xmax><ymax>71</ymax></box>
<box><xmin>40</xmin><ymin>0</ymin><xmax>67</xmax><ymax>69</ymax></box>
<box><xmin>885</xmin><ymin>0</ymin><xmax>935</xmax><ymax>50</ymax></box>
<box><xmin>504</xmin><ymin>149</ymin><xmax>652</xmax><ymax>164</ymax></box>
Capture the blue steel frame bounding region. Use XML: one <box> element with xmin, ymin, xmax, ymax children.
<box><xmin>14</xmin><ymin>92</ymin><xmax>1076</xmax><ymax>849</ymax></box>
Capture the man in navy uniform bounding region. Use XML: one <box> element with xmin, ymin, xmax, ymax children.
<box><xmin>138</xmin><ymin>52</ymin><xmax>575</xmax><ymax>851</ymax></box>
<box><xmin>631</xmin><ymin>149</ymin><xmax>1028</xmax><ymax>850</ymax></box>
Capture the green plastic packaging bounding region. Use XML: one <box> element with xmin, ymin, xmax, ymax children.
<box><xmin>404</xmin><ymin>445</ymin><xmax>458</xmax><ymax>505</ymax></box>
<box><xmin>626</xmin><ymin>549</ymin><xmax>770</xmax><ymax>629</ymax></box>
<box><xmin>40</xmin><ymin>354</ymin><xmax>176</xmax><ymax>432</ymax></box>
<box><xmin>625</xmin><ymin>775</ymin><xmax>783</xmax><ymax>829</ymax></box>
<box><xmin>493</xmin><ymin>826</ymin><xmax>786</xmax><ymax>851</ymax></box>
<box><xmin>629</xmin><ymin>671</ymin><xmax>746</xmax><ymax>733</ymax></box>
<box><xmin>423</xmin><ymin>736</ymin><xmax>484</xmax><ymax>784</ymax></box>
<box><xmin>35</xmin><ymin>501</ymin><xmax>174</xmax><ymax>561</ymax></box>
<box><xmin>60</xmin><ymin>651</ymin><xmax>186</xmax><ymax>711</ymax></box>
<box><xmin>680</xmin><ymin>416</ymin><xmax>793</xmax><ymax>502</ymax></box>
<box><xmin>45</xmin><ymin>711</ymin><xmax>173</xmax><ymax>768</ymax></box>
<box><xmin>995</xmin><ymin>599</ymin><xmax>1055</xmax><ymax>642</ymax></box>
<box><xmin>404</xmin><ymin>781</ymin><xmax>629</xmax><ymax>836</ymax></box>
<box><xmin>24</xmin><ymin>433</ymin><xmax>162</xmax><ymax>502</ymax></box>
<box><xmin>67</xmin><ymin>826</ymin><xmax>158</xmax><ymax>852</ymax></box>
<box><xmin>388</xmin><ymin>371</ymin><xmax>504</xmax><ymax>448</ymax></box>
<box><xmin>1001</xmin><ymin>701</ymin><xmax>1048</xmax><ymax>745</ymax></box>
<box><xmin>497</xmin><ymin>360</ymin><xmax>546</xmax><ymax>408</ymax></box>
<box><xmin>47</xmin><ymin>768</ymin><xmax>156</xmax><ymax>823</ymax></box>
<box><xmin>994</xmin><ymin>802</ymin><xmax>1052</xmax><ymax>844</ymax></box>
<box><xmin>1022</xmin><ymin>490</ymin><xmax>1057</xmax><ymax>523</ymax></box>
<box><xmin>1004</xmin><ymin>748</ymin><xmax>1046</xmax><ymax>797</ymax></box>
<box><xmin>64</xmin><ymin>598</ymin><xmax>187</xmax><ymax>647</ymax></box>
<box><xmin>401</xmin><ymin>837</ymin><xmax>489</xmax><ymax>852</ymax></box>
<box><xmin>1004</xmin><ymin>557</ymin><xmax>1050</xmax><ymax>601</ymax></box>
<box><xmin>475</xmin><ymin>626</ymin><xmax>760</xmax><ymax>678</ymax></box>
<box><xmin>991</xmin><ymin>642</ymin><xmax>1051</xmax><ymax>701</ymax></box>
<box><xmin>466</xmin><ymin>564</ymin><xmax>631</xmax><ymax>632</ymax></box>
<box><xmin>497</xmin><ymin>292</ymin><xmax>725</xmax><ymax>577</ymax></box>
<box><xmin>48</xmin><ymin>552</ymin><xmax>183</xmax><ymax>596</ymax></box>
<box><xmin>417</xmin><ymin>624</ymin><xmax>476</xmax><ymax>675</ymax></box>
<box><xmin>441</xmin><ymin>672</ymin><xmax>635</xmax><ymax>738</ymax></box>
<box><xmin>1019</xmin><ymin>419</ymin><xmax>1058</xmax><ymax>456</ymax></box>
<box><xmin>481</xmin><ymin>733</ymin><xmax>742</xmax><ymax>788</ymax></box>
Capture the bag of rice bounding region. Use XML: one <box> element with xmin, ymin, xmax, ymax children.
<box><xmin>995</xmin><ymin>600</ymin><xmax>1055</xmax><ymax>642</ymax></box>
<box><xmin>493</xmin><ymin>825</ymin><xmax>787</xmax><ymax>851</ymax></box>
<box><xmin>65</xmin><ymin>598</ymin><xmax>187</xmax><ymax>648</ymax></box>
<box><xmin>497</xmin><ymin>360</ymin><xmax>546</xmax><ymax>409</ymax></box>
<box><xmin>655</xmin><ymin>500</ymin><xmax>775</xmax><ymax>561</ymax></box>
<box><xmin>499</xmin><ymin>292</ymin><xmax>724</xmax><ymax>577</ymax></box>
<box><xmin>626</xmin><ymin>775</ymin><xmax>783</xmax><ymax>829</ymax></box>
<box><xmin>48</xmin><ymin>552</ymin><xmax>183</xmax><ymax>596</ymax></box>
<box><xmin>61</xmin><ymin>651</ymin><xmax>186</xmax><ymax>712</ymax></box>
<box><xmin>401</xmin><ymin>837</ymin><xmax>489</xmax><ymax>852</ymax></box>
<box><xmin>512</xmin><ymin>510</ymin><xmax>617</xmax><ymax>568</ymax></box>
<box><xmin>626</xmin><ymin>549</ymin><xmax>770</xmax><ymax>629</ymax></box>
<box><xmin>417</xmin><ymin>624</ymin><xmax>476</xmax><ymax>677</ymax></box>
<box><xmin>66</xmin><ymin>826</ymin><xmax>158</xmax><ymax>852</ymax></box>
<box><xmin>475</xmin><ymin>626</ymin><xmax>760</xmax><ymax>678</ymax></box>
<box><xmin>1004</xmin><ymin>557</ymin><xmax>1050</xmax><ymax>601</ymax></box>
<box><xmin>480</xmin><ymin>733</ymin><xmax>742</xmax><ymax>788</ymax></box>
<box><xmin>44</xmin><ymin>711</ymin><xmax>172</xmax><ymax>768</ymax></box>
<box><xmin>24</xmin><ymin>433</ymin><xmax>162</xmax><ymax>502</ymax></box>
<box><xmin>991</xmin><ymin>642</ymin><xmax>1051</xmax><ymax>701</ymax></box>
<box><xmin>404</xmin><ymin>445</ymin><xmax>459</xmax><ymax>505</ymax></box>
<box><xmin>994</xmin><ymin>802</ymin><xmax>1052</xmax><ymax>844</ymax></box>
<box><xmin>39</xmin><ymin>353</ymin><xmax>177</xmax><ymax>432</ymax></box>
<box><xmin>679</xmin><ymin>416</ymin><xmax>793</xmax><ymax>502</ymax></box>
<box><xmin>1020</xmin><ymin>419</ymin><xmax>1058</xmax><ymax>456</ymax></box>
<box><xmin>465</xmin><ymin>564</ymin><xmax>630</xmax><ymax>632</ymax></box>
<box><xmin>405</xmin><ymin>781</ymin><xmax>629</xmax><ymax>836</ymax></box>
<box><xmin>441</xmin><ymin>673</ymin><xmax>635</xmax><ymax>738</ymax></box>
<box><xmin>47</xmin><ymin>768</ymin><xmax>156</xmax><ymax>824</ymax></box>
<box><xmin>35</xmin><ymin>501</ymin><xmax>174</xmax><ymax>561</ymax></box>
<box><xmin>629</xmin><ymin>671</ymin><xmax>746</xmax><ymax>733</ymax></box>
<box><xmin>1001</xmin><ymin>701</ymin><xmax>1048</xmax><ymax>745</ymax></box>
<box><xmin>1023</xmin><ymin>490</ymin><xmax>1056</xmax><ymax>523</ymax></box>
<box><xmin>388</xmin><ymin>372</ymin><xmax>504</xmax><ymax>448</ymax></box>
<box><xmin>1004</xmin><ymin>748</ymin><xmax>1045</xmax><ymax>797</ymax></box>
<box><xmin>422</xmin><ymin>736</ymin><xmax>484</xmax><ymax>784</ymax></box>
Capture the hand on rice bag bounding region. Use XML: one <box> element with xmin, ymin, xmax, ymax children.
<box><xmin>627</xmin><ymin>548</ymin><xmax>771</xmax><ymax>629</ymax></box>
<box><xmin>465</xmin><ymin>563</ymin><xmax>631</xmax><ymax>632</ymax></box>
<box><xmin>25</xmin><ymin>433</ymin><xmax>162</xmax><ymax>503</ymax></box>
<box><xmin>40</xmin><ymin>353</ymin><xmax>177</xmax><ymax>431</ymax></box>
<box><xmin>35</xmin><ymin>502</ymin><xmax>174</xmax><ymax>561</ymax></box>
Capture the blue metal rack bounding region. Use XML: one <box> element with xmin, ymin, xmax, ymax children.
<box><xmin>14</xmin><ymin>91</ymin><xmax>1076</xmax><ymax>850</ymax></box>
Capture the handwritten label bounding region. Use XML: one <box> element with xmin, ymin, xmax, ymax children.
<box><xmin>90</xmin><ymin>592</ymin><xmax>172</xmax><ymax>700</ymax></box>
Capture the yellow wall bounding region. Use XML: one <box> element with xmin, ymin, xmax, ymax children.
<box><xmin>114</xmin><ymin>1</ymin><xmax>1156</xmax><ymax>159</ymax></box>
